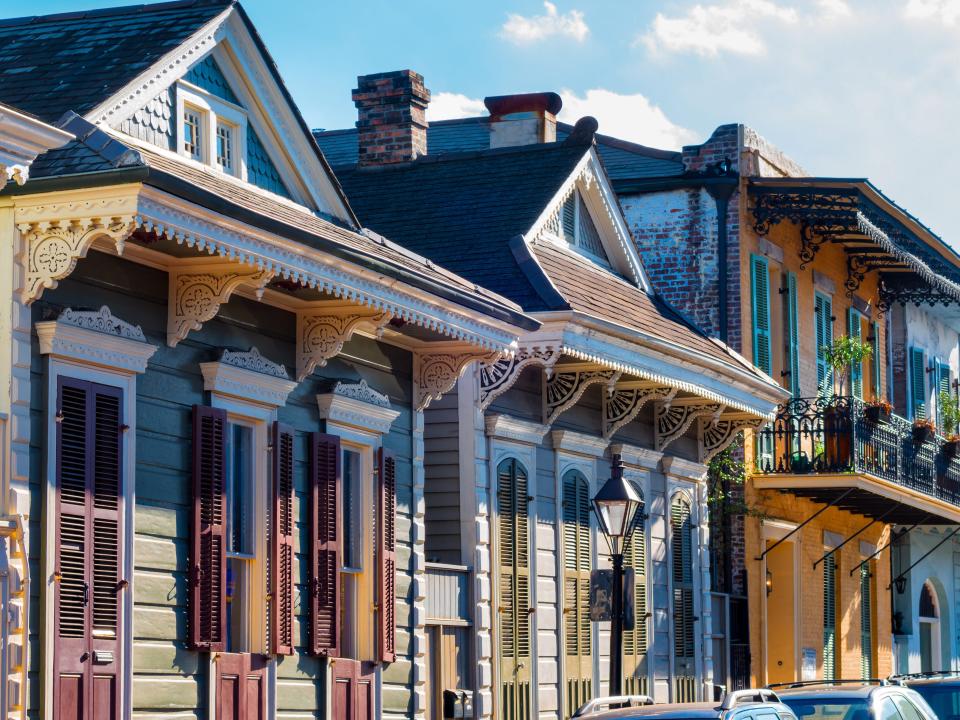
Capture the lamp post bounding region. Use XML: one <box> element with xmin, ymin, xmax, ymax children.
<box><xmin>592</xmin><ymin>455</ymin><xmax>642</xmax><ymax>697</ymax></box>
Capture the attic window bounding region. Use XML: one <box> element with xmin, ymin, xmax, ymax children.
<box><xmin>177</xmin><ymin>82</ymin><xmax>247</xmax><ymax>179</ymax></box>
<box><xmin>556</xmin><ymin>192</ymin><xmax>610</xmax><ymax>265</ymax></box>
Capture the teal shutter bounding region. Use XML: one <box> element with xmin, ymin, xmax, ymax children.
<box><xmin>816</xmin><ymin>293</ymin><xmax>834</xmax><ymax>396</ymax></box>
<box><xmin>823</xmin><ymin>554</ymin><xmax>837</xmax><ymax>680</ymax></box>
<box><xmin>751</xmin><ymin>255</ymin><xmax>772</xmax><ymax>375</ymax></box>
<box><xmin>784</xmin><ymin>272</ymin><xmax>801</xmax><ymax>396</ymax></box>
<box><xmin>936</xmin><ymin>360</ymin><xmax>951</xmax><ymax>431</ymax></box>
<box><xmin>847</xmin><ymin>308</ymin><xmax>863</xmax><ymax>399</ymax></box>
<box><xmin>871</xmin><ymin>322</ymin><xmax>882</xmax><ymax>400</ymax></box>
<box><xmin>909</xmin><ymin>348</ymin><xmax>927</xmax><ymax>420</ymax></box>
<box><xmin>860</xmin><ymin>565</ymin><xmax>873</xmax><ymax>680</ymax></box>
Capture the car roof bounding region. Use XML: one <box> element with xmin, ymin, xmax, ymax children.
<box><xmin>901</xmin><ymin>677</ymin><xmax>960</xmax><ymax>687</ymax></box>
<box><xmin>588</xmin><ymin>701</ymin><xmax>794</xmax><ymax>719</ymax></box>
<box><xmin>776</xmin><ymin>685</ymin><xmax>883</xmax><ymax>700</ymax></box>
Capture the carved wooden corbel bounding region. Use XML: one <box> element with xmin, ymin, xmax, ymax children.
<box><xmin>18</xmin><ymin>216</ymin><xmax>136</xmax><ymax>304</ymax></box>
<box><xmin>296</xmin><ymin>303</ymin><xmax>393</xmax><ymax>382</ymax></box>
<box><xmin>654</xmin><ymin>397</ymin><xmax>725</xmax><ymax>452</ymax></box>
<box><xmin>698</xmin><ymin>413</ymin><xmax>766</xmax><ymax>463</ymax></box>
<box><xmin>479</xmin><ymin>345</ymin><xmax>562</xmax><ymax>411</ymax></box>
<box><xmin>603</xmin><ymin>382</ymin><xmax>676</xmax><ymax>439</ymax></box>
<box><xmin>167</xmin><ymin>263</ymin><xmax>274</xmax><ymax>347</ymax></box>
<box><xmin>417</xmin><ymin>350</ymin><xmax>501</xmax><ymax>411</ymax></box>
<box><xmin>544</xmin><ymin>364</ymin><xmax>621</xmax><ymax>426</ymax></box>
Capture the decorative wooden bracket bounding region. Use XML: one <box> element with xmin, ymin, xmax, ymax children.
<box><xmin>603</xmin><ymin>382</ymin><xmax>676</xmax><ymax>440</ymax></box>
<box><xmin>417</xmin><ymin>350</ymin><xmax>501</xmax><ymax>411</ymax></box>
<box><xmin>296</xmin><ymin>303</ymin><xmax>393</xmax><ymax>382</ymax></box>
<box><xmin>544</xmin><ymin>364</ymin><xmax>621</xmax><ymax>426</ymax></box>
<box><xmin>698</xmin><ymin>414</ymin><xmax>766</xmax><ymax>463</ymax></box>
<box><xmin>167</xmin><ymin>262</ymin><xmax>274</xmax><ymax>347</ymax></box>
<box><xmin>654</xmin><ymin>397</ymin><xmax>725</xmax><ymax>452</ymax></box>
<box><xmin>479</xmin><ymin>345</ymin><xmax>562</xmax><ymax>411</ymax></box>
<box><xmin>18</xmin><ymin>216</ymin><xmax>136</xmax><ymax>304</ymax></box>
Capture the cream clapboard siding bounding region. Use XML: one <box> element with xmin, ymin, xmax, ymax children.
<box><xmin>30</xmin><ymin>250</ymin><xmax>418</xmax><ymax>718</ymax></box>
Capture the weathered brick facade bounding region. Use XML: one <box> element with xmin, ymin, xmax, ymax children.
<box><xmin>353</xmin><ymin>69</ymin><xmax>430</xmax><ymax>166</ymax></box>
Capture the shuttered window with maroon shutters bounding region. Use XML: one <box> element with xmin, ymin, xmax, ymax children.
<box><xmin>190</xmin><ymin>405</ymin><xmax>227</xmax><ymax>651</ymax></box>
<box><xmin>310</xmin><ymin>432</ymin><xmax>341</xmax><ymax>656</ymax></box>
<box><xmin>377</xmin><ymin>447</ymin><xmax>397</xmax><ymax>664</ymax></box>
<box><xmin>271</xmin><ymin>422</ymin><xmax>295</xmax><ymax>655</ymax></box>
<box><xmin>54</xmin><ymin>377</ymin><xmax>124</xmax><ymax>720</ymax></box>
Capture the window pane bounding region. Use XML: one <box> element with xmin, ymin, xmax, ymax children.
<box><xmin>216</xmin><ymin>122</ymin><xmax>234</xmax><ymax>173</ymax></box>
<box><xmin>893</xmin><ymin>697</ymin><xmax>923</xmax><ymax>720</ymax></box>
<box><xmin>226</xmin><ymin>423</ymin><xmax>252</xmax><ymax>555</ymax></box>
<box><xmin>342</xmin><ymin>449</ymin><xmax>363</xmax><ymax>569</ymax></box>
<box><xmin>183</xmin><ymin>109</ymin><xmax>202</xmax><ymax>160</ymax></box>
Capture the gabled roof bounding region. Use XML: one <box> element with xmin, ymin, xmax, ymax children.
<box><xmin>314</xmin><ymin>117</ymin><xmax>685</xmax><ymax>180</ymax></box>
<box><xmin>0</xmin><ymin>0</ymin><xmax>232</xmax><ymax>123</ymax></box>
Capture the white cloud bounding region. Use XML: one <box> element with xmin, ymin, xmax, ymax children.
<box><xmin>640</xmin><ymin>0</ymin><xmax>799</xmax><ymax>57</ymax></box>
<box><xmin>557</xmin><ymin>89</ymin><xmax>697</xmax><ymax>149</ymax></box>
<box><xmin>500</xmin><ymin>2</ymin><xmax>589</xmax><ymax>44</ymax></box>
<box><xmin>816</xmin><ymin>0</ymin><xmax>852</xmax><ymax>20</ymax></box>
<box><xmin>904</xmin><ymin>0</ymin><xmax>960</xmax><ymax>25</ymax></box>
<box><xmin>427</xmin><ymin>92</ymin><xmax>487</xmax><ymax>121</ymax></box>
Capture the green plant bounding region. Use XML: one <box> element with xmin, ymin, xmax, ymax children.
<box><xmin>939</xmin><ymin>390</ymin><xmax>960</xmax><ymax>441</ymax></box>
<box><xmin>821</xmin><ymin>334</ymin><xmax>873</xmax><ymax>396</ymax></box>
<box><xmin>706</xmin><ymin>434</ymin><xmax>769</xmax><ymax>520</ymax></box>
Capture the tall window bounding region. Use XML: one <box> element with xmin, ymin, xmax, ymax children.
<box><xmin>671</xmin><ymin>496</ymin><xmax>696</xmax><ymax>701</ymax></box>
<box><xmin>225</xmin><ymin>421</ymin><xmax>255</xmax><ymax>653</ymax></box>
<box><xmin>178</xmin><ymin>84</ymin><xmax>246</xmax><ymax>178</ymax></box>
<box><xmin>216</xmin><ymin>121</ymin><xmax>235</xmax><ymax>174</ymax></box>
<box><xmin>183</xmin><ymin>107</ymin><xmax>203</xmax><ymax>161</ymax></box>
<box><xmin>823</xmin><ymin>554</ymin><xmax>838</xmax><ymax>680</ymax></box>
<box><xmin>340</xmin><ymin>446</ymin><xmax>370</xmax><ymax>660</ymax></box>
<box><xmin>815</xmin><ymin>293</ymin><xmax>834</xmax><ymax>396</ymax></box>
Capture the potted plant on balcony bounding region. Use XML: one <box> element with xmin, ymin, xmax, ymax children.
<box><xmin>821</xmin><ymin>335</ymin><xmax>873</xmax><ymax>468</ymax></box>
<box><xmin>864</xmin><ymin>399</ymin><xmax>893</xmax><ymax>425</ymax></box>
<box><xmin>912</xmin><ymin>417</ymin><xmax>937</xmax><ymax>445</ymax></box>
<box><xmin>939</xmin><ymin>390</ymin><xmax>960</xmax><ymax>458</ymax></box>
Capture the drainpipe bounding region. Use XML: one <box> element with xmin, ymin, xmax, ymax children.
<box><xmin>706</xmin><ymin>180</ymin><xmax>738</xmax><ymax>344</ymax></box>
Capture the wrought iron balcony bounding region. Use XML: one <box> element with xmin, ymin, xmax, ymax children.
<box><xmin>754</xmin><ymin>396</ymin><xmax>960</xmax><ymax>522</ymax></box>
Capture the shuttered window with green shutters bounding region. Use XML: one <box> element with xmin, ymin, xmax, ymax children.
<box><xmin>909</xmin><ymin>347</ymin><xmax>927</xmax><ymax>420</ymax></box>
<box><xmin>671</xmin><ymin>497</ymin><xmax>696</xmax><ymax>699</ymax></box>
<box><xmin>623</xmin><ymin>484</ymin><xmax>648</xmax><ymax>697</ymax></box>
<box><xmin>936</xmin><ymin>360</ymin><xmax>952</xmax><ymax>432</ymax></box>
<box><xmin>860</xmin><ymin>564</ymin><xmax>873</xmax><ymax>679</ymax></box>
<box><xmin>783</xmin><ymin>272</ymin><xmax>801</xmax><ymax>396</ymax></box>
<box><xmin>816</xmin><ymin>293</ymin><xmax>834</xmax><ymax>396</ymax></box>
<box><xmin>562</xmin><ymin>470</ymin><xmax>592</xmax><ymax>717</ymax></box>
<box><xmin>751</xmin><ymin>255</ymin><xmax>772</xmax><ymax>375</ymax></box>
<box><xmin>871</xmin><ymin>322</ymin><xmax>882</xmax><ymax>400</ymax></box>
<box><xmin>823</xmin><ymin>554</ymin><xmax>838</xmax><ymax>680</ymax></box>
<box><xmin>847</xmin><ymin>309</ymin><xmax>865</xmax><ymax>399</ymax></box>
<box><xmin>497</xmin><ymin>458</ymin><xmax>531</xmax><ymax>719</ymax></box>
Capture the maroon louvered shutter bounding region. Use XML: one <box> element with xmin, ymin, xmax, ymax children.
<box><xmin>190</xmin><ymin>405</ymin><xmax>227</xmax><ymax>651</ymax></box>
<box><xmin>311</xmin><ymin>432</ymin><xmax>341</xmax><ymax>656</ymax></box>
<box><xmin>271</xmin><ymin>422</ymin><xmax>295</xmax><ymax>655</ymax></box>
<box><xmin>378</xmin><ymin>447</ymin><xmax>397</xmax><ymax>664</ymax></box>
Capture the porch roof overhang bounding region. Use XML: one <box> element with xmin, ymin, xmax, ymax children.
<box><xmin>748</xmin><ymin>177</ymin><xmax>960</xmax><ymax>313</ymax></box>
<box><xmin>753</xmin><ymin>472</ymin><xmax>960</xmax><ymax>525</ymax></box>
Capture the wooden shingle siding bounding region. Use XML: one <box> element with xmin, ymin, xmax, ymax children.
<box><xmin>30</xmin><ymin>251</ymin><xmax>418</xmax><ymax>718</ymax></box>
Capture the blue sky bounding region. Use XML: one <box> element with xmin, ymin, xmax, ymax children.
<box><xmin>10</xmin><ymin>0</ymin><xmax>960</xmax><ymax>244</ymax></box>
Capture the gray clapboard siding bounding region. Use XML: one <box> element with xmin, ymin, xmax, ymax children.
<box><xmin>425</xmin><ymin>390</ymin><xmax>461</xmax><ymax>564</ymax></box>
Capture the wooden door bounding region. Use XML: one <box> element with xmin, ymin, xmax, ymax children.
<box><xmin>217</xmin><ymin>653</ymin><xmax>267</xmax><ymax>720</ymax></box>
<box><xmin>53</xmin><ymin>378</ymin><xmax>124</xmax><ymax>720</ymax></box>
<box><xmin>332</xmin><ymin>659</ymin><xmax>375</xmax><ymax>720</ymax></box>
<box><xmin>496</xmin><ymin>458</ymin><xmax>531</xmax><ymax>719</ymax></box>
<box><xmin>561</xmin><ymin>470</ymin><xmax>591</xmax><ymax>718</ymax></box>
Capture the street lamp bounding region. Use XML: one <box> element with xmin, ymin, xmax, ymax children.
<box><xmin>593</xmin><ymin>455</ymin><xmax>642</xmax><ymax>697</ymax></box>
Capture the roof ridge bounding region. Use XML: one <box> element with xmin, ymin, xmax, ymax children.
<box><xmin>0</xmin><ymin>0</ymin><xmax>233</xmax><ymax>28</ymax></box>
<box><xmin>557</xmin><ymin>120</ymin><xmax>682</xmax><ymax>160</ymax></box>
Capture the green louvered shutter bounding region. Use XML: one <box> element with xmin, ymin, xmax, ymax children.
<box><xmin>823</xmin><ymin>554</ymin><xmax>837</xmax><ymax>680</ymax></box>
<box><xmin>562</xmin><ymin>470</ymin><xmax>592</xmax><ymax>717</ymax></box>
<box><xmin>847</xmin><ymin>309</ymin><xmax>863</xmax><ymax>399</ymax></box>
<box><xmin>860</xmin><ymin>565</ymin><xmax>873</xmax><ymax>680</ymax></box>
<box><xmin>936</xmin><ymin>360</ymin><xmax>952</xmax><ymax>431</ymax></box>
<box><xmin>816</xmin><ymin>293</ymin><xmax>834</xmax><ymax>396</ymax></box>
<box><xmin>784</xmin><ymin>272</ymin><xmax>801</xmax><ymax>396</ymax></box>
<box><xmin>623</xmin><ymin>486</ymin><xmax>648</xmax><ymax>696</ymax></box>
<box><xmin>909</xmin><ymin>348</ymin><xmax>927</xmax><ymax>420</ymax></box>
<box><xmin>751</xmin><ymin>256</ymin><xmax>772</xmax><ymax>375</ymax></box>
<box><xmin>871</xmin><ymin>322</ymin><xmax>882</xmax><ymax>400</ymax></box>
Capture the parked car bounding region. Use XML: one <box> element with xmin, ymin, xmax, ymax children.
<box><xmin>893</xmin><ymin>672</ymin><xmax>960</xmax><ymax>720</ymax></box>
<box><xmin>772</xmin><ymin>681</ymin><xmax>937</xmax><ymax>720</ymax></box>
<box><xmin>572</xmin><ymin>689</ymin><xmax>799</xmax><ymax>720</ymax></box>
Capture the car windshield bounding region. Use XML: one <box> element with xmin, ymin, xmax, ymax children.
<box><xmin>909</xmin><ymin>685</ymin><xmax>960</xmax><ymax>720</ymax></box>
<box><xmin>779</xmin><ymin>698</ymin><xmax>871</xmax><ymax>720</ymax></box>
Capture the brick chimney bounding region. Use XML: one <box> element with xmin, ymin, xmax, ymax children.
<box><xmin>484</xmin><ymin>92</ymin><xmax>562</xmax><ymax>148</ymax></box>
<box><xmin>352</xmin><ymin>70</ymin><xmax>430</xmax><ymax>166</ymax></box>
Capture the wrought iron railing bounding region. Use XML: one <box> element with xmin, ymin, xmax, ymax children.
<box><xmin>756</xmin><ymin>396</ymin><xmax>960</xmax><ymax>506</ymax></box>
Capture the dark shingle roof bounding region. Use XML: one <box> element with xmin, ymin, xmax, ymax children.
<box><xmin>314</xmin><ymin>117</ymin><xmax>685</xmax><ymax>180</ymax></box>
<box><xmin>0</xmin><ymin>0</ymin><xmax>231</xmax><ymax>122</ymax></box>
<box><xmin>333</xmin><ymin>141</ymin><xmax>590</xmax><ymax>310</ymax></box>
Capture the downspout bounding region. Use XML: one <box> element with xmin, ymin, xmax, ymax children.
<box><xmin>706</xmin><ymin>181</ymin><xmax>738</xmax><ymax>344</ymax></box>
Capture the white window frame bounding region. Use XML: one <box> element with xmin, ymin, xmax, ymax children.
<box><xmin>544</xmin><ymin>189</ymin><xmax>613</xmax><ymax>269</ymax></box>
<box><xmin>37</xmin><ymin>312</ymin><xmax>157</xmax><ymax>720</ymax></box>
<box><xmin>176</xmin><ymin>81</ymin><xmax>248</xmax><ymax>180</ymax></box>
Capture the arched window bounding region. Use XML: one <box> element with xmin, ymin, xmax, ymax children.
<box><xmin>561</xmin><ymin>469</ymin><xmax>591</xmax><ymax>717</ymax></box>
<box><xmin>496</xmin><ymin>458</ymin><xmax>531</xmax><ymax>718</ymax></box>
<box><xmin>671</xmin><ymin>496</ymin><xmax>696</xmax><ymax>701</ymax></box>
<box><xmin>919</xmin><ymin>581</ymin><xmax>941</xmax><ymax>674</ymax></box>
<box><xmin>920</xmin><ymin>582</ymin><xmax>938</xmax><ymax>619</ymax></box>
<box><xmin>623</xmin><ymin>482</ymin><xmax>648</xmax><ymax>696</ymax></box>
